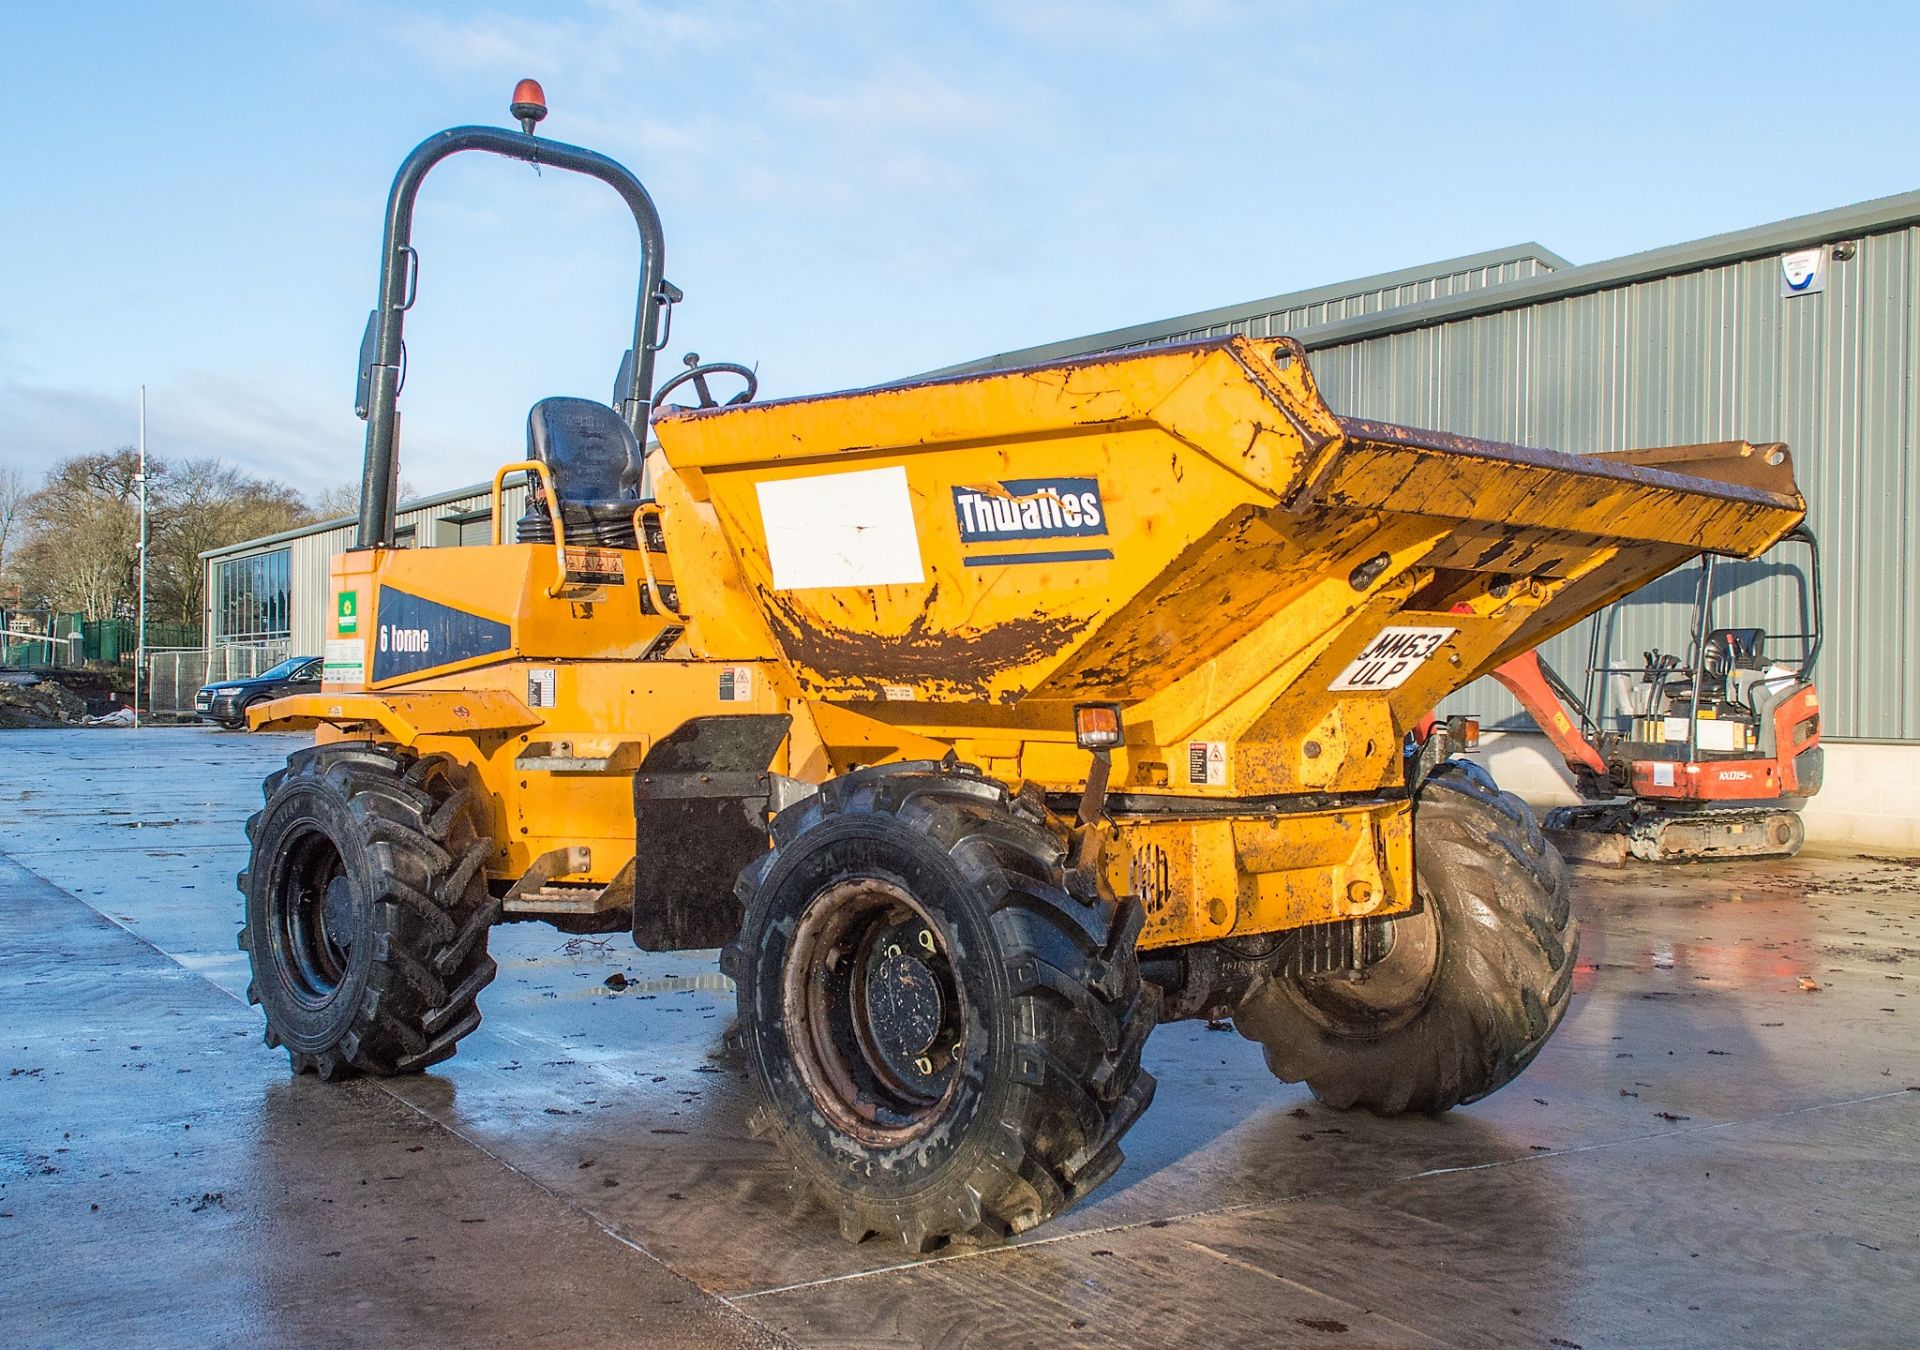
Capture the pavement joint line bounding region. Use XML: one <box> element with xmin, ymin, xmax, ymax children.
<box><xmin>729</xmin><ymin>1087</ymin><xmax>1920</xmax><ymax>1302</ymax></box>
<box><xmin>1406</xmin><ymin>1086</ymin><xmax>1919</xmax><ymax>1180</ymax></box>
<box><xmin>371</xmin><ymin>1075</ymin><xmax>787</xmax><ymax>1340</ymax></box>
<box><xmin>1176</xmin><ymin>1237</ymin><xmax>1457</xmax><ymax>1348</ymax></box>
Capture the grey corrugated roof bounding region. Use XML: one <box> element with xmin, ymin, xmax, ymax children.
<box><xmin>198</xmin><ymin>475</ymin><xmax>526</xmax><ymax>560</ymax></box>
<box><xmin>925</xmin><ymin>243</ymin><xmax>1570</xmax><ymax>377</ymax></box>
<box><xmin>1294</xmin><ymin>185</ymin><xmax>1920</xmax><ymax>352</ymax></box>
<box><xmin>940</xmin><ymin>185</ymin><xmax>1920</xmax><ymax>371</ymax></box>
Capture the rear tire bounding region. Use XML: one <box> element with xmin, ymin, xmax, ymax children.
<box><xmin>238</xmin><ymin>744</ymin><xmax>500</xmax><ymax>1079</ymax></box>
<box><xmin>1235</xmin><ymin>761</ymin><xmax>1576</xmax><ymax>1114</ymax></box>
<box><xmin>725</xmin><ymin>763</ymin><xmax>1156</xmax><ymax>1251</ymax></box>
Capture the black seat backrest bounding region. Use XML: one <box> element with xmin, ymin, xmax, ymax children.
<box><xmin>527</xmin><ymin>397</ymin><xmax>641</xmax><ymax>506</ymax></box>
<box><xmin>517</xmin><ymin>398</ymin><xmax>642</xmax><ymax>547</ymax></box>
<box><xmin>1704</xmin><ymin>627</ymin><xmax>1767</xmax><ymax>679</ymax></box>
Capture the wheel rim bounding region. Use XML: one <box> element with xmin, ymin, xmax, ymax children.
<box><xmin>1286</xmin><ymin>894</ymin><xmax>1443</xmax><ymax>1039</ymax></box>
<box><xmin>269</xmin><ymin>827</ymin><xmax>356</xmax><ymax>1007</ymax></box>
<box><xmin>783</xmin><ymin>878</ymin><xmax>967</xmax><ymax>1145</ymax></box>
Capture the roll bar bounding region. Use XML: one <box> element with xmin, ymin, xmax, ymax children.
<box><xmin>353</xmin><ymin>105</ymin><xmax>668</xmax><ymax>549</ymax></box>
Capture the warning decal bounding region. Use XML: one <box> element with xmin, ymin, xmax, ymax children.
<box><xmin>1328</xmin><ymin>626</ymin><xmax>1454</xmax><ymax>692</ymax></box>
<box><xmin>527</xmin><ymin>667</ymin><xmax>557</xmax><ymax>709</ymax></box>
<box><xmin>563</xmin><ymin>546</ymin><xmax>626</xmax><ymax>587</ymax></box>
<box><xmin>719</xmin><ymin>665</ymin><xmax>754</xmax><ymax>702</ymax></box>
<box><xmin>1187</xmin><ymin>741</ymin><xmax>1226</xmax><ymax>787</ymax></box>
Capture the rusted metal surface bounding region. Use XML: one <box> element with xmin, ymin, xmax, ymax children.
<box><xmin>759</xmin><ymin>587</ymin><xmax>1090</xmax><ymax>699</ymax></box>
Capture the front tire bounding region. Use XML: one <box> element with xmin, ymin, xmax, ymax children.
<box><xmin>1235</xmin><ymin>761</ymin><xmax>1577</xmax><ymax>1114</ymax></box>
<box><xmin>725</xmin><ymin>764</ymin><xmax>1156</xmax><ymax>1251</ymax></box>
<box><xmin>238</xmin><ymin>744</ymin><xmax>500</xmax><ymax>1079</ymax></box>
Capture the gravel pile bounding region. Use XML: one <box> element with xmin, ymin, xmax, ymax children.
<box><xmin>0</xmin><ymin>672</ymin><xmax>91</xmax><ymax>729</ymax></box>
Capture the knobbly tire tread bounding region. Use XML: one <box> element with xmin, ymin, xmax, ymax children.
<box><xmin>725</xmin><ymin>763</ymin><xmax>1157</xmax><ymax>1251</ymax></box>
<box><xmin>237</xmin><ymin>744</ymin><xmax>501</xmax><ymax>1079</ymax></box>
<box><xmin>1235</xmin><ymin>761</ymin><xmax>1577</xmax><ymax>1115</ymax></box>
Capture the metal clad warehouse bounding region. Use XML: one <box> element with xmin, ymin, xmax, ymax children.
<box><xmin>201</xmin><ymin>481</ymin><xmax>529</xmax><ymax>659</ymax></box>
<box><xmin>946</xmin><ymin>189</ymin><xmax>1920</xmax><ymax>747</ymax></box>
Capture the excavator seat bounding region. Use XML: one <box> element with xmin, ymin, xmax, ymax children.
<box><xmin>1703</xmin><ymin>627</ymin><xmax>1768</xmax><ymax>680</ymax></box>
<box><xmin>516</xmin><ymin>396</ymin><xmax>643</xmax><ymax>547</ymax></box>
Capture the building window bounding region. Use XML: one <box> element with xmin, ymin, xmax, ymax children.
<box><xmin>437</xmin><ymin>509</ymin><xmax>495</xmax><ymax>547</ymax></box>
<box><xmin>214</xmin><ymin>548</ymin><xmax>292</xmax><ymax>643</ymax></box>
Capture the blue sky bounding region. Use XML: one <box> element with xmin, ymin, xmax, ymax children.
<box><xmin>6</xmin><ymin>1</ymin><xmax>1920</xmax><ymax>499</ymax></box>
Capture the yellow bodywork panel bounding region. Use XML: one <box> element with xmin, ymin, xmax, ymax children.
<box><xmin>1102</xmin><ymin>799</ymin><xmax>1415</xmax><ymax>948</ymax></box>
<box><xmin>285</xmin><ymin>335</ymin><xmax>1805</xmax><ymax>950</ymax></box>
<box><xmin>250</xmin><ymin>689</ymin><xmax>541</xmax><ymax>742</ymax></box>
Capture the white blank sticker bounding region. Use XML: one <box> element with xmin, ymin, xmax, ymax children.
<box><xmin>756</xmin><ymin>465</ymin><xmax>925</xmax><ymax>591</ymax></box>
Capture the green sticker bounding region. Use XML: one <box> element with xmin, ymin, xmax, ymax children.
<box><xmin>337</xmin><ymin>590</ymin><xmax>358</xmax><ymax>634</ymax></box>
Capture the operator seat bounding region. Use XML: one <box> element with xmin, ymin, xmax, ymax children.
<box><xmin>1703</xmin><ymin>627</ymin><xmax>1767</xmax><ymax>681</ymax></box>
<box><xmin>1719</xmin><ymin>627</ymin><xmax>1768</xmax><ymax>669</ymax></box>
<box><xmin>515</xmin><ymin>396</ymin><xmax>643</xmax><ymax>548</ymax></box>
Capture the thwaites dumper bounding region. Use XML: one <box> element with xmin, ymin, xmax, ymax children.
<box><xmin>242</xmin><ymin>90</ymin><xmax>1808</xmax><ymax>1249</ymax></box>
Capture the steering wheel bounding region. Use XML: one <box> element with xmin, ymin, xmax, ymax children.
<box><xmin>652</xmin><ymin>352</ymin><xmax>757</xmax><ymax>415</ymax></box>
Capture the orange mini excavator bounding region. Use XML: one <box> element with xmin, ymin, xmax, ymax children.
<box><xmin>1487</xmin><ymin>526</ymin><xmax>1823</xmax><ymax>863</ymax></box>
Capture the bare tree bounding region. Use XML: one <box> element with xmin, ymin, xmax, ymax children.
<box><xmin>151</xmin><ymin>458</ymin><xmax>313</xmax><ymax>627</ymax></box>
<box><xmin>311</xmin><ymin>478</ymin><xmax>421</xmax><ymax>522</ymax></box>
<box><xmin>14</xmin><ymin>450</ymin><xmax>144</xmax><ymax>620</ymax></box>
<box><xmin>10</xmin><ymin>453</ymin><xmax>316</xmax><ymax>629</ymax></box>
<box><xmin>0</xmin><ymin>464</ymin><xmax>26</xmax><ymax>595</ymax></box>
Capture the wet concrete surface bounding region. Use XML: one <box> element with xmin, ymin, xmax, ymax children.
<box><xmin>2</xmin><ymin>726</ymin><xmax>1917</xmax><ymax>1347</ymax></box>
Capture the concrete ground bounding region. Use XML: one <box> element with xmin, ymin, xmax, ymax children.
<box><xmin>2</xmin><ymin>728</ymin><xmax>1917</xmax><ymax>1349</ymax></box>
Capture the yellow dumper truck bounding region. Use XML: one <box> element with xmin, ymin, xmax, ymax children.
<box><xmin>240</xmin><ymin>88</ymin><xmax>1807</xmax><ymax>1249</ymax></box>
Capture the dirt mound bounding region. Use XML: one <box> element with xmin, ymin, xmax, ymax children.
<box><xmin>0</xmin><ymin>672</ymin><xmax>91</xmax><ymax>729</ymax></box>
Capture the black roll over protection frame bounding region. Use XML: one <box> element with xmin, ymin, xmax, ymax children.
<box><xmin>351</xmin><ymin>81</ymin><xmax>673</xmax><ymax>550</ymax></box>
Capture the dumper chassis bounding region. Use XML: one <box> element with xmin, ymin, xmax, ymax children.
<box><xmin>239</xmin><ymin>88</ymin><xmax>1809</xmax><ymax>1249</ymax></box>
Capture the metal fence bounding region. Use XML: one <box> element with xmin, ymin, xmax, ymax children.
<box><xmin>1</xmin><ymin>608</ymin><xmax>83</xmax><ymax>667</ymax></box>
<box><xmin>144</xmin><ymin>643</ymin><xmax>291</xmax><ymax>715</ymax></box>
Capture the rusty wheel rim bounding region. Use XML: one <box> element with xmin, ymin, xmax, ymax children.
<box><xmin>783</xmin><ymin>878</ymin><xmax>967</xmax><ymax>1146</ymax></box>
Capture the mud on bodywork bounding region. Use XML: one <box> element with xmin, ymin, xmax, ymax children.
<box><xmin>759</xmin><ymin>586</ymin><xmax>1089</xmax><ymax>701</ymax></box>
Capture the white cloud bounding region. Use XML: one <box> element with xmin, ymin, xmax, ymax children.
<box><xmin>975</xmin><ymin>0</ymin><xmax>1244</xmax><ymax>47</ymax></box>
<box><xmin>0</xmin><ymin>374</ymin><xmax>359</xmax><ymax>499</ymax></box>
<box><xmin>389</xmin><ymin>0</ymin><xmax>746</xmax><ymax>80</ymax></box>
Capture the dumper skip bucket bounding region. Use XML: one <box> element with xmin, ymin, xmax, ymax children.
<box><xmin>653</xmin><ymin>336</ymin><xmax>1803</xmax><ymax>778</ymax></box>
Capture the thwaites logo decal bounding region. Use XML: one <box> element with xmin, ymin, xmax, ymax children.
<box><xmin>950</xmin><ymin>477</ymin><xmax>1114</xmax><ymax>567</ymax></box>
<box><xmin>371</xmin><ymin>587</ymin><xmax>512</xmax><ymax>683</ymax></box>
